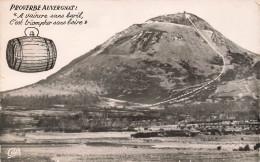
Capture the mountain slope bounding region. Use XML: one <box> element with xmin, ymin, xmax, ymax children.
<box><xmin>2</xmin><ymin>13</ymin><xmax>260</xmax><ymax>105</ymax></box>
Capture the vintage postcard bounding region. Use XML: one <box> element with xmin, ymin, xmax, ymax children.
<box><xmin>0</xmin><ymin>0</ymin><xmax>259</xmax><ymax>161</ymax></box>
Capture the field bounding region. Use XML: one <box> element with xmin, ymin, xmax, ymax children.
<box><xmin>0</xmin><ymin>132</ymin><xmax>259</xmax><ymax>162</ymax></box>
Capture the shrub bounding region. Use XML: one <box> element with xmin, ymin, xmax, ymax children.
<box><xmin>235</xmin><ymin>144</ymin><xmax>251</xmax><ymax>151</ymax></box>
<box><xmin>217</xmin><ymin>146</ymin><xmax>221</xmax><ymax>150</ymax></box>
<box><xmin>254</xmin><ymin>143</ymin><xmax>260</xmax><ymax>150</ymax></box>
<box><xmin>244</xmin><ymin>144</ymin><xmax>250</xmax><ymax>151</ymax></box>
<box><xmin>238</xmin><ymin>147</ymin><xmax>244</xmax><ymax>151</ymax></box>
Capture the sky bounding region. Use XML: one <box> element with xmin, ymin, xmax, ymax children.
<box><xmin>0</xmin><ymin>0</ymin><xmax>260</xmax><ymax>91</ymax></box>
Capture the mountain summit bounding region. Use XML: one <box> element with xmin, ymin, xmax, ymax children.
<box><xmin>2</xmin><ymin>12</ymin><xmax>260</xmax><ymax>106</ymax></box>
<box><xmin>147</xmin><ymin>13</ymin><xmax>214</xmax><ymax>31</ymax></box>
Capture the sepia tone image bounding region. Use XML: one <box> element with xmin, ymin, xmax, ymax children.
<box><xmin>0</xmin><ymin>0</ymin><xmax>259</xmax><ymax>161</ymax></box>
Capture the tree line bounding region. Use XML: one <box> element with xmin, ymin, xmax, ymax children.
<box><xmin>1</xmin><ymin>93</ymin><xmax>100</xmax><ymax>107</ymax></box>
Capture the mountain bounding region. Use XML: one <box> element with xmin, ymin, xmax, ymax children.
<box><xmin>2</xmin><ymin>12</ymin><xmax>260</xmax><ymax>107</ymax></box>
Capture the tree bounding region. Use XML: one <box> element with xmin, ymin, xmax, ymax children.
<box><xmin>254</xmin><ymin>143</ymin><xmax>260</xmax><ymax>150</ymax></box>
<box><xmin>244</xmin><ymin>144</ymin><xmax>250</xmax><ymax>151</ymax></box>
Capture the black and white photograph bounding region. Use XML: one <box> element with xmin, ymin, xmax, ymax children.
<box><xmin>0</xmin><ymin>0</ymin><xmax>259</xmax><ymax>161</ymax></box>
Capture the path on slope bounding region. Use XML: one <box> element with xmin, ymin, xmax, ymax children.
<box><xmin>68</xmin><ymin>14</ymin><xmax>226</xmax><ymax>108</ymax></box>
<box><xmin>137</xmin><ymin>14</ymin><xmax>226</xmax><ymax>107</ymax></box>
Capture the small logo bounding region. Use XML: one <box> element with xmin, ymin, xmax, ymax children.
<box><xmin>7</xmin><ymin>148</ymin><xmax>21</xmax><ymax>159</ymax></box>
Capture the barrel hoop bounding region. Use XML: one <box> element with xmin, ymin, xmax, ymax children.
<box><xmin>44</xmin><ymin>38</ymin><xmax>50</xmax><ymax>70</ymax></box>
<box><xmin>13</xmin><ymin>56</ymin><xmax>18</xmax><ymax>69</ymax></box>
<box><xmin>50</xmin><ymin>40</ymin><xmax>56</xmax><ymax>69</ymax></box>
<box><xmin>8</xmin><ymin>40</ymin><xmax>15</xmax><ymax>68</ymax></box>
<box><xmin>12</xmin><ymin>40</ymin><xmax>18</xmax><ymax>69</ymax></box>
<box><xmin>15</xmin><ymin>38</ymin><xmax>23</xmax><ymax>71</ymax></box>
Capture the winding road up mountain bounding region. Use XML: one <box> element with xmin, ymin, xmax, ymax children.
<box><xmin>137</xmin><ymin>14</ymin><xmax>227</xmax><ymax>107</ymax></box>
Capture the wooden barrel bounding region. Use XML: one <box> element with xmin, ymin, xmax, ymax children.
<box><xmin>6</xmin><ymin>28</ymin><xmax>57</xmax><ymax>73</ymax></box>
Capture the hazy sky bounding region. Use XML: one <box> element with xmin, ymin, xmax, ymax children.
<box><xmin>0</xmin><ymin>0</ymin><xmax>260</xmax><ymax>91</ymax></box>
